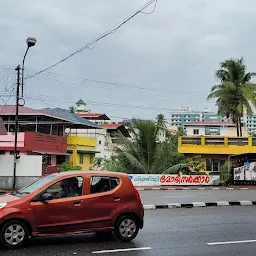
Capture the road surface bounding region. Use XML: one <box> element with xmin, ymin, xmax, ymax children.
<box><xmin>140</xmin><ymin>189</ymin><xmax>256</xmax><ymax>204</ymax></box>
<box><xmin>1</xmin><ymin>207</ymin><xmax>256</xmax><ymax>255</ymax></box>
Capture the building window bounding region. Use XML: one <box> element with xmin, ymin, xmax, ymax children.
<box><xmin>56</xmin><ymin>155</ymin><xmax>67</xmax><ymax>165</ymax></box>
<box><xmin>90</xmin><ymin>154</ymin><xmax>94</xmax><ymax>164</ymax></box>
<box><xmin>193</xmin><ymin>129</ymin><xmax>199</xmax><ymax>135</ymax></box>
<box><xmin>79</xmin><ymin>154</ymin><xmax>84</xmax><ymax>164</ymax></box>
<box><xmin>206</xmin><ymin>159</ymin><xmax>225</xmax><ymax>173</ymax></box>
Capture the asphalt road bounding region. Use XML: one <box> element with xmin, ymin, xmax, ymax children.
<box><xmin>140</xmin><ymin>189</ymin><xmax>256</xmax><ymax>205</ymax></box>
<box><xmin>1</xmin><ymin>207</ymin><xmax>256</xmax><ymax>255</ymax></box>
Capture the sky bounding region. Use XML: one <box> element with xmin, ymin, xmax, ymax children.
<box><xmin>1</xmin><ymin>0</ymin><xmax>256</xmax><ymax>122</ymax></box>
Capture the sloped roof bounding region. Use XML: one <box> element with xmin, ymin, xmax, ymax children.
<box><xmin>100</xmin><ymin>123</ymin><xmax>130</xmax><ymax>137</ymax></box>
<box><xmin>0</xmin><ymin>105</ymin><xmax>71</xmax><ymax>122</ymax></box>
<box><xmin>0</xmin><ymin>105</ymin><xmax>45</xmax><ymax>115</ymax></box>
<box><xmin>76</xmin><ymin>99</ymin><xmax>86</xmax><ymax>105</ymax></box>
<box><xmin>100</xmin><ymin>124</ymin><xmax>122</xmax><ymax>129</ymax></box>
<box><xmin>76</xmin><ymin>113</ymin><xmax>110</xmax><ymax>120</ymax></box>
<box><xmin>42</xmin><ymin>108</ymin><xmax>102</xmax><ymax>129</ymax></box>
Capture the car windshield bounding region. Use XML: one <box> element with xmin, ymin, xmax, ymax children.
<box><xmin>13</xmin><ymin>175</ymin><xmax>58</xmax><ymax>197</ymax></box>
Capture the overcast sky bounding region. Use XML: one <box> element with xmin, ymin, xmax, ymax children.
<box><xmin>1</xmin><ymin>0</ymin><xmax>256</xmax><ymax>122</ymax></box>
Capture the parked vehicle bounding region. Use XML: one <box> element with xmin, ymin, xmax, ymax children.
<box><xmin>0</xmin><ymin>171</ymin><xmax>144</xmax><ymax>249</ymax></box>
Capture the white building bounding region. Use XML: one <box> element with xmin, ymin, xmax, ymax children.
<box><xmin>184</xmin><ymin>121</ymin><xmax>248</xmax><ymax>137</ymax></box>
<box><xmin>70</xmin><ymin>100</ymin><xmax>130</xmax><ymax>159</ymax></box>
<box><xmin>170</xmin><ymin>106</ymin><xmax>256</xmax><ymax>136</ymax></box>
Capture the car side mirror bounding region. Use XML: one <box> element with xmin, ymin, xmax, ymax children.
<box><xmin>40</xmin><ymin>192</ymin><xmax>53</xmax><ymax>203</ymax></box>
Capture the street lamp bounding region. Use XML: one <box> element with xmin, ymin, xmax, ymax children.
<box><xmin>21</xmin><ymin>37</ymin><xmax>37</xmax><ymax>98</ymax></box>
<box><xmin>13</xmin><ymin>37</ymin><xmax>37</xmax><ymax>190</ymax></box>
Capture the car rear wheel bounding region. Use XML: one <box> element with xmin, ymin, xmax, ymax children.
<box><xmin>0</xmin><ymin>220</ymin><xmax>29</xmax><ymax>249</ymax></box>
<box><xmin>114</xmin><ymin>215</ymin><xmax>139</xmax><ymax>241</ymax></box>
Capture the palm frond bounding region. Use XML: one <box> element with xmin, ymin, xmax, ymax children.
<box><xmin>162</xmin><ymin>163</ymin><xmax>188</xmax><ymax>174</ymax></box>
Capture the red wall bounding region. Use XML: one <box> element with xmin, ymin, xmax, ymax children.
<box><xmin>24</xmin><ymin>132</ymin><xmax>67</xmax><ymax>153</ymax></box>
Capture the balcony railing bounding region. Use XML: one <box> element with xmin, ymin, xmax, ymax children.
<box><xmin>179</xmin><ymin>136</ymin><xmax>256</xmax><ymax>155</ymax></box>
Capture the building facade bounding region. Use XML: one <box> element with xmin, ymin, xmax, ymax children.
<box><xmin>184</xmin><ymin>121</ymin><xmax>248</xmax><ymax>137</ymax></box>
<box><xmin>170</xmin><ymin>107</ymin><xmax>256</xmax><ymax>136</ymax></box>
<box><xmin>67</xmin><ymin>136</ymin><xmax>99</xmax><ymax>170</ymax></box>
<box><xmin>178</xmin><ymin>136</ymin><xmax>256</xmax><ymax>174</ymax></box>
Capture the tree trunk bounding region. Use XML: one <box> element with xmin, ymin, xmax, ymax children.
<box><xmin>239</xmin><ymin>118</ymin><xmax>243</xmax><ymax>137</ymax></box>
<box><xmin>236</xmin><ymin>120</ymin><xmax>239</xmax><ymax>137</ymax></box>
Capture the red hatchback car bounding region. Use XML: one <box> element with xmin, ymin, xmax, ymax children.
<box><xmin>0</xmin><ymin>171</ymin><xmax>144</xmax><ymax>249</ymax></box>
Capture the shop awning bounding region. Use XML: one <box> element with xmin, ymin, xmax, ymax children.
<box><xmin>32</xmin><ymin>151</ymin><xmax>70</xmax><ymax>156</ymax></box>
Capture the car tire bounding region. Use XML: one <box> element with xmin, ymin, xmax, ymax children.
<box><xmin>0</xmin><ymin>220</ymin><xmax>29</xmax><ymax>249</ymax></box>
<box><xmin>114</xmin><ymin>215</ymin><xmax>139</xmax><ymax>242</ymax></box>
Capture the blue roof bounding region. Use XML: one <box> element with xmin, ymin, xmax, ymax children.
<box><xmin>42</xmin><ymin>108</ymin><xmax>102</xmax><ymax>129</ymax></box>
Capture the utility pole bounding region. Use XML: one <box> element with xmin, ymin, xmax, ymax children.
<box><xmin>13</xmin><ymin>65</ymin><xmax>20</xmax><ymax>190</ymax></box>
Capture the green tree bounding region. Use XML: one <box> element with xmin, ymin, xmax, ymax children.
<box><xmin>95</xmin><ymin>118</ymin><xmax>187</xmax><ymax>174</ymax></box>
<box><xmin>156</xmin><ymin>114</ymin><xmax>167</xmax><ymax>128</ymax></box>
<box><xmin>208</xmin><ymin>58</ymin><xmax>256</xmax><ymax>136</ymax></box>
<box><xmin>69</xmin><ymin>106</ymin><xmax>76</xmax><ymax>114</ymax></box>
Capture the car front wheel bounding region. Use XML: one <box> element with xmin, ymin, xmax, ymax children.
<box><xmin>0</xmin><ymin>220</ymin><xmax>29</xmax><ymax>249</ymax></box>
<box><xmin>114</xmin><ymin>215</ymin><xmax>139</xmax><ymax>241</ymax></box>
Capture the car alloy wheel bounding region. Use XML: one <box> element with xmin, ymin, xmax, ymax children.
<box><xmin>0</xmin><ymin>220</ymin><xmax>29</xmax><ymax>249</ymax></box>
<box><xmin>119</xmin><ymin>219</ymin><xmax>136</xmax><ymax>238</ymax></box>
<box><xmin>114</xmin><ymin>215</ymin><xmax>139</xmax><ymax>241</ymax></box>
<box><xmin>4</xmin><ymin>224</ymin><xmax>25</xmax><ymax>246</ymax></box>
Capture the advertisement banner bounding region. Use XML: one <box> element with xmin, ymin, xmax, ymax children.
<box><xmin>234</xmin><ymin>162</ymin><xmax>256</xmax><ymax>181</ymax></box>
<box><xmin>129</xmin><ymin>174</ymin><xmax>220</xmax><ymax>186</ymax></box>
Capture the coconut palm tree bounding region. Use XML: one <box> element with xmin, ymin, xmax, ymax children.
<box><xmin>101</xmin><ymin>118</ymin><xmax>188</xmax><ymax>174</ymax></box>
<box><xmin>207</xmin><ymin>58</ymin><xmax>256</xmax><ymax>136</ymax></box>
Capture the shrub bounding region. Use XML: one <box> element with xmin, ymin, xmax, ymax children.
<box><xmin>59</xmin><ymin>161</ymin><xmax>82</xmax><ymax>172</ymax></box>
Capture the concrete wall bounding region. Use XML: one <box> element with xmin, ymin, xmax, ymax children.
<box><xmin>0</xmin><ymin>155</ymin><xmax>42</xmax><ymax>189</ymax></box>
<box><xmin>0</xmin><ymin>176</ymin><xmax>39</xmax><ymax>190</ymax></box>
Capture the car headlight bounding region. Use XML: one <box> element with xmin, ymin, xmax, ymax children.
<box><xmin>0</xmin><ymin>203</ymin><xmax>7</xmax><ymax>209</ymax></box>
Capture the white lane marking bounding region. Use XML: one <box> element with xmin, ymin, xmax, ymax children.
<box><xmin>216</xmin><ymin>201</ymin><xmax>229</xmax><ymax>206</ymax></box>
<box><xmin>208</xmin><ymin>240</ymin><xmax>256</xmax><ymax>246</ymax></box>
<box><xmin>144</xmin><ymin>204</ymin><xmax>156</xmax><ymax>210</ymax></box>
<box><xmin>92</xmin><ymin>247</ymin><xmax>151</xmax><ymax>254</ymax></box>
<box><xmin>240</xmin><ymin>200</ymin><xmax>253</xmax><ymax>206</ymax></box>
<box><xmin>192</xmin><ymin>202</ymin><xmax>206</xmax><ymax>207</ymax></box>
<box><xmin>240</xmin><ymin>188</ymin><xmax>249</xmax><ymax>190</ymax></box>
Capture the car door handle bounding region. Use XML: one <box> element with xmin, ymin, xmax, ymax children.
<box><xmin>113</xmin><ymin>196</ymin><xmax>120</xmax><ymax>201</ymax></box>
<box><xmin>73</xmin><ymin>200</ymin><xmax>81</xmax><ymax>205</ymax></box>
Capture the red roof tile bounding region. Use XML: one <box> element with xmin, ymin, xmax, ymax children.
<box><xmin>0</xmin><ymin>105</ymin><xmax>45</xmax><ymax>115</ymax></box>
<box><xmin>185</xmin><ymin>121</ymin><xmax>235</xmax><ymax>126</ymax></box>
<box><xmin>0</xmin><ymin>105</ymin><xmax>70</xmax><ymax>122</ymax></box>
<box><xmin>100</xmin><ymin>123</ymin><xmax>122</xmax><ymax>129</ymax></box>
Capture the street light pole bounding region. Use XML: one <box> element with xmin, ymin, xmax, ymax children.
<box><xmin>12</xmin><ymin>65</ymin><xmax>20</xmax><ymax>190</ymax></box>
<box><xmin>12</xmin><ymin>37</ymin><xmax>37</xmax><ymax>190</ymax></box>
<box><xmin>21</xmin><ymin>47</ymin><xmax>29</xmax><ymax>98</ymax></box>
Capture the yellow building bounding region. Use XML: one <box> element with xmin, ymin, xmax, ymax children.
<box><xmin>178</xmin><ymin>136</ymin><xmax>256</xmax><ymax>173</ymax></box>
<box><xmin>67</xmin><ymin>136</ymin><xmax>100</xmax><ymax>170</ymax></box>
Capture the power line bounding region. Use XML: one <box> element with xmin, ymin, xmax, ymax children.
<box><xmin>23</xmin><ymin>67</ymin><xmax>210</xmax><ymax>99</ymax></box>
<box><xmin>25</xmin><ymin>92</ymin><xmax>206</xmax><ymax>112</ymax></box>
<box><xmin>26</xmin><ymin>0</ymin><xmax>158</xmax><ymax>80</ymax></box>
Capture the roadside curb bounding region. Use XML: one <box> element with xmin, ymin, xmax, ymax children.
<box><xmin>143</xmin><ymin>201</ymin><xmax>256</xmax><ymax>210</ymax></box>
<box><xmin>137</xmin><ymin>187</ymin><xmax>253</xmax><ymax>191</ymax></box>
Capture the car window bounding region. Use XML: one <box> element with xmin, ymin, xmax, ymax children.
<box><xmin>90</xmin><ymin>176</ymin><xmax>120</xmax><ymax>194</ymax></box>
<box><xmin>17</xmin><ymin>175</ymin><xmax>58</xmax><ymax>197</ymax></box>
<box><xmin>45</xmin><ymin>176</ymin><xmax>83</xmax><ymax>200</ymax></box>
